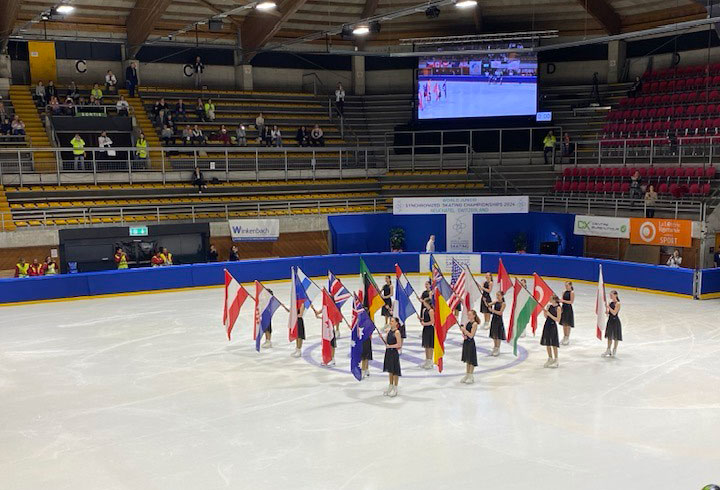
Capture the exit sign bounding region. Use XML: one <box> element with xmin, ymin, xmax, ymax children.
<box><xmin>129</xmin><ymin>226</ymin><xmax>148</xmax><ymax>236</ymax></box>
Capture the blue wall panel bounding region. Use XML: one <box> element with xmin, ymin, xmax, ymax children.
<box><xmin>700</xmin><ymin>268</ymin><xmax>720</xmax><ymax>295</ymax></box>
<box><xmin>328</xmin><ymin>214</ymin><xmax>446</xmax><ymax>254</ymax></box>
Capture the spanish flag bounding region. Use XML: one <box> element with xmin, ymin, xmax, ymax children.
<box><xmin>360</xmin><ymin>258</ymin><xmax>384</xmax><ymax>320</ymax></box>
<box><xmin>433</xmin><ymin>288</ymin><xmax>456</xmax><ymax>372</ymax></box>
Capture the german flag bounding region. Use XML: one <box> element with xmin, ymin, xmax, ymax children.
<box><xmin>433</xmin><ymin>288</ymin><xmax>456</xmax><ymax>373</ymax></box>
<box><xmin>360</xmin><ymin>258</ymin><xmax>384</xmax><ymax>319</ymax></box>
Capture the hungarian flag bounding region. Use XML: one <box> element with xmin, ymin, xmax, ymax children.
<box><xmin>253</xmin><ymin>281</ymin><xmax>282</xmax><ymax>351</ymax></box>
<box><xmin>595</xmin><ymin>264</ymin><xmax>607</xmax><ymax>340</ymax></box>
<box><xmin>497</xmin><ymin>258</ymin><xmax>513</xmax><ymax>294</ymax></box>
<box><xmin>321</xmin><ymin>288</ymin><xmax>343</xmax><ymax>364</ymax></box>
<box><xmin>288</xmin><ymin>266</ymin><xmax>309</xmax><ymax>342</ymax></box>
<box><xmin>433</xmin><ymin>288</ymin><xmax>456</xmax><ymax>372</ymax></box>
<box><xmin>530</xmin><ymin>273</ymin><xmax>554</xmax><ymax>335</ymax></box>
<box><xmin>461</xmin><ymin>264</ymin><xmax>483</xmax><ymax>325</ymax></box>
<box><xmin>508</xmin><ymin>279</ymin><xmax>538</xmax><ymax>355</ymax></box>
<box><xmin>223</xmin><ymin>270</ymin><xmax>249</xmax><ymax>341</ymax></box>
<box><xmin>360</xmin><ymin>258</ymin><xmax>384</xmax><ymax>319</ymax></box>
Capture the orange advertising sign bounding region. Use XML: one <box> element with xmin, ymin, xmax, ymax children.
<box><xmin>629</xmin><ymin>218</ymin><xmax>692</xmax><ymax>248</ymax></box>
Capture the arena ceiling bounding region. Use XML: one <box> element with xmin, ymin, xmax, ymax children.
<box><xmin>0</xmin><ymin>0</ymin><xmax>710</xmax><ymax>59</ymax></box>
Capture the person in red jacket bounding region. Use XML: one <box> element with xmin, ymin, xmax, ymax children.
<box><xmin>151</xmin><ymin>251</ymin><xmax>164</xmax><ymax>267</ymax></box>
<box><xmin>14</xmin><ymin>257</ymin><xmax>29</xmax><ymax>278</ymax></box>
<box><xmin>40</xmin><ymin>256</ymin><xmax>59</xmax><ymax>275</ymax></box>
<box><xmin>28</xmin><ymin>258</ymin><xmax>42</xmax><ymax>276</ymax></box>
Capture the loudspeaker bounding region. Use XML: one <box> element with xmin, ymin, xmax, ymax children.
<box><xmin>540</xmin><ymin>241</ymin><xmax>559</xmax><ymax>255</ymax></box>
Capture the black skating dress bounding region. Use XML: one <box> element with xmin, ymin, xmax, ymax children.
<box><xmin>383</xmin><ymin>330</ymin><xmax>401</xmax><ymax>376</ymax></box>
<box><xmin>421</xmin><ymin>308</ymin><xmax>434</xmax><ymax>348</ymax></box>
<box><xmin>605</xmin><ymin>302</ymin><xmax>623</xmax><ymax>341</ymax></box>
<box><xmin>489</xmin><ymin>302</ymin><xmax>506</xmax><ymax>341</ymax></box>
<box><xmin>480</xmin><ymin>281</ymin><xmax>492</xmax><ymax>313</ymax></box>
<box><xmin>541</xmin><ymin>305</ymin><xmax>560</xmax><ymax>347</ymax></box>
<box><xmin>560</xmin><ymin>291</ymin><xmax>574</xmax><ymax>327</ymax></box>
<box><xmin>381</xmin><ymin>284</ymin><xmax>392</xmax><ymax>317</ymax></box>
<box><xmin>461</xmin><ymin>321</ymin><xmax>478</xmax><ymax>366</ymax></box>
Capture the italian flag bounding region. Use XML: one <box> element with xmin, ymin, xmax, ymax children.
<box><xmin>508</xmin><ymin>279</ymin><xmax>538</xmax><ymax>356</ymax></box>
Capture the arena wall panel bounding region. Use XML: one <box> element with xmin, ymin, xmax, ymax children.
<box><xmin>700</xmin><ymin>268</ymin><xmax>720</xmax><ymax>298</ymax></box>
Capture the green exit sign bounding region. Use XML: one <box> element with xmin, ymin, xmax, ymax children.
<box><xmin>129</xmin><ymin>226</ymin><xmax>148</xmax><ymax>237</ymax></box>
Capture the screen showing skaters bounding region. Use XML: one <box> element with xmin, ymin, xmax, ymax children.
<box><xmin>381</xmin><ymin>317</ymin><xmax>403</xmax><ymax>397</ymax></box>
<box><xmin>485</xmin><ymin>291</ymin><xmax>506</xmax><ymax>356</ymax></box>
<box><xmin>560</xmin><ymin>282</ymin><xmax>575</xmax><ymax>345</ymax></box>
<box><xmin>541</xmin><ymin>295</ymin><xmax>562</xmax><ymax>368</ymax></box>
<box><xmin>459</xmin><ymin>309</ymin><xmax>479</xmax><ymax>384</ymax></box>
<box><xmin>603</xmin><ymin>291</ymin><xmax>622</xmax><ymax>358</ymax></box>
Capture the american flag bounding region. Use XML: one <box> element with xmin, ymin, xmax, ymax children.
<box><xmin>449</xmin><ymin>259</ymin><xmax>467</xmax><ymax>310</ymax></box>
<box><xmin>450</xmin><ymin>259</ymin><xmax>462</xmax><ymax>287</ymax></box>
<box><xmin>328</xmin><ymin>271</ymin><xmax>351</xmax><ymax>309</ymax></box>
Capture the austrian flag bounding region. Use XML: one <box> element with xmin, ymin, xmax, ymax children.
<box><xmin>223</xmin><ymin>269</ymin><xmax>249</xmax><ymax>341</ymax></box>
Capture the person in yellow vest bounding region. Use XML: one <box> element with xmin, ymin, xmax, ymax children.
<box><xmin>71</xmin><ymin>133</ymin><xmax>85</xmax><ymax>170</ymax></box>
<box><xmin>14</xmin><ymin>257</ymin><xmax>29</xmax><ymax>278</ymax></box>
<box><xmin>91</xmin><ymin>83</ymin><xmax>103</xmax><ymax>102</ymax></box>
<box><xmin>114</xmin><ymin>247</ymin><xmax>129</xmax><ymax>269</ymax></box>
<box><xmin>543</xmin><ymin>130</ymin><xmax>556</xmax><ymax>165</ymax></box>
<box><xmin>160</xmin><ymin>247</ymin><xmax>173</xmax><ymax>266</ymax></box>
<box><xmin>204</xmin><ymin>99</ymin><xmax>216</xmax><ymax>121</ymax></box>
<box><xmin>41</xmin><ymin>256</ymin><xmax>59</xmax><ymax>275</ymax></box>
<box><xmin>135</xmin><ymin>132</ymin><xmax>148</xmax><ymax>168</ymax></box>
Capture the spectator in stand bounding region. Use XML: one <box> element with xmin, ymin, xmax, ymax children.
<box><xmin>255</xmin><ymin>113</ymin><xmax>265</xmax><ymax>142</ymax></box>
<box><xmin>195</xmin><ymin>98</ymin><xmax>205</xmax><ymax>122</ymax></box>
<box><xmin>11</xmin><ymin>116</ymin><xmax>26</xmax><ymax>136</ymax></box>
<box><xmin>627</xmin><ymin>76</ymin><xmax>642</xmax><ymax>98</ymax></box>
<box><xmin>561</xmin><ymin>133</ymin><xmax>575</xmax><ymax>163</ymax></box>
<box><xmin>271</xmin><ymin>125</ymin><xmax>283</xmax><ymax>147</ymax></box>
<box><xmin>192</xmin><ymin>125</ymin><xmax>205</xmax><ymax>145</ymax></box>
<box><xmin>0</xmin><ymin>100</ymin><xmax>6</xmax><ymax>121</ymax></box>
<box><xmin>67</xmin><ymin>81</ymin><xmax>79</xmax><ymax>101</ymax></box>
<box><xmin>70</xmin><ymin>133</ymin><xmax>85</xmax><ymax>170</ymax></box>
<box><xmin>165</xmin><ymin>113</ymin><xmax>175</xmax><ymax>131</ymax></box>
<box><xmin>105</xmin><ymin>70</ymin><xmax>117</xmax><ymax>93</ymax></box>
<box><xmin>182</xmin><ymin>125</ymin><xmax>193</xmax><ymax>146</ymax></box>
<box><xmin>218</xmin><ymin>125</ymin><xmax>231</xmax><ymax>145</ymax></box>
<box><xmin>175</xmin><ymin>99</ymin><xmax>187</xmax><ymax>122</ymax></box>
<box><xmin>194</xmin><ymin>56</ymin><xmax>205</xmax><ymax>88</ymax></box>
<box><xmin>296</xmin><ymin>126</ymin><xmax>308</xmax><ymax>146</ymax></box>
<box><xmin>591</xmin><ymin>72</ymin><xmax>600</xmax><ymax>104</ymax></box>
<box><xmin>28</xmin><ymin>258</ymin><xmax>42</xmax><ymax>276</ymax></box>
<box><xmin>644</xmin><ymin>185</ymin><xmax>657</xmax><ymax>218</ymax></box>
<box><xmin>161</xmin><ymin>125</ymin><xmax>175</xmax><ymax>146</ymax></box>
<box><xmin>91</xmin><ymin>83</ymin><xmax>103</xmax><ymax>103</ymax></box>
<box><xmin>262</xmin><ymin>125</ymin><xmax>273</xmax><ymax>147</ymax></box>
<box><xmin>14</xmin><ymin>257</ymin><xmax>29</xmax><ymax>278</ymax></box>
<box><xmin>208</xmin><ymin>244</ymin><xmax>219</xmax><ymax>262</ymax></box>
<box><xmin>335</xmin><ymin>82</ymin><xmax>345</xmax><ymax>116</ymax></box>
<box><xmin>35</xmin><ymin>81</ymin><xmax>46</xmax><ymax>105</ymax></box>
<box><xmin>151</xmin><ymin>251</ymin><xmax>164</xmax><ymax>267</ymax></box>
<box><xmin>98</xmin><ymin>131</ymin><xmax>114</xmax><ymax>162</ymax></box>
<box><xmin>204</xmin><ymin>98</ymin><xmax>216</xmax><ymax>122</ymax></box>
<box><xmin>42</xmin><ymin>256</ymin><xmax>59</xmax><ymax>275</ymax></box>
<box><xmin>125</xmin><ymin>62</ymin><xmax>139</xmax><ymax>97</ymax></box>
<box><xmin>425</xmin><ymin>234</ymin><xmax>436</xmax><ymax>253</ymax></box>
<box><xmin>63</xmin><ymin>96</ymin><xmax>75</xmax><ymax>116</ymax></box>
<box><xmin>310</xmin><ymin>124</ymin><xmax>324</xmax><ymax>146</ymax></box>
<box><xmin>1</xmin><ymin>118</ymin><xmax>11</xmax><ymax>136</ymax></box>
<box><xmin>115</xmin><ymin>247</ymin><xmax>129</xmax><ymax>269</ymax></box>
<box><xmin>135</xmin><ymin>132</ymin><xmax>148</xmax><ymax>167</ymax></box>
<box><xmin>46</xmin><ymin>80</ymin><xmax>57</xmax><ymax>101</ymax></box>
<box><xmin>229</xmin><ymin>245</ymin><xmax>240</xmax><ymax>261</ymax></box>
<box><xmin>48</xmin><ymin>96</ymin><xmax>61</xmax><ymax>115</ymax></box>
<box><xmin>116</xmin><ymin>95</ymin><xmax>129</xmax><ymax>116</ymax></box>
<box><xmin>236</xmin><ymin>124</ymin><xmax>247</xmax><ymax>146</ymax></box>
<box><xmin>630</xmin><ymin>170</ymin><xmax>643</xmax><ymax>204</ymax></box>
<box><xmin>153</xmin><ymin>98</ymin><xmax>168</xmax><ymax>124</ymax></box>
<box><xmin>543</xmin><ymin>130</ymin><xmax>556</xmax><ymax>164</ymax></box>
<box><xmin>666</xmin><ymin>249</ymin><xmax>682</xmax><ymax>268</ymax></box>
<box><xmin>160</xmin><ymin>247</ymin><xmax>173</xmax><ymax>266</ymax></box>
<box><xmin>89</xmin><ymin>95</ymin><xmax>100</xmax><ymax>107</ymax></box>
<box><xmin>192</xmin><ymin>167</ymin><xmax>206</xmax><ymax>193</ymax></box>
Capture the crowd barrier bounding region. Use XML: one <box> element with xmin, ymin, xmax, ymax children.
<box><xmin>0</xmin><ymin>252</ymin><xmax>714</xmax><ymax>305</ymax></box>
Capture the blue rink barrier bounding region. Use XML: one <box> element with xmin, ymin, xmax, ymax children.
<box><xmin>0</xmin><ymin>252</ymin><xmax>702</xmax><ymax>304</ymax></box>
<box><xmin>700</xmin><ymin>268</ymin><xmax>720</xmax><ymax>299</ymax></box>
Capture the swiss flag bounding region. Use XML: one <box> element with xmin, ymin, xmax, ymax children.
<box><xmin>530</xmin><ymin>273</ymin><xmax>554</xmax><ymax>334</ymax></box>
<box><xmin>223</xmin><ymin>270</ymin><xmax>249</xmax><ymax>341</ymax></box>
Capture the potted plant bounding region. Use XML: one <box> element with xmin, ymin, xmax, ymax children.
<box><xmin>390</xmin><ymin>227</ymin><xmax>405</xmax><ymax>252</ymax></box>
<box><xmin>514</xmin><ymin>232</ymin><xmax>528</xmax><ymax>254</ymax></box>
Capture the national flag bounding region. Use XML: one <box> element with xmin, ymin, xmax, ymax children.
<box><xmin>223</xmin><ymin>270</ymin><xmax>249</xmax><ymax>341</ymax></box>
<box><xmin>450</xmin><ymin>259</ymin><xmax>467</xmax><ymax>310</ymax></box>
<box><xmin>350</xmin><ymin>293</ymin><xmax>376</xmax><ymax>381</ymax></box>
<box><xmin>497</xmin><ymin>258</ymin><xmax>513</xmax><ymax>294</ymax></box>
<box><xmin>395</xmin><ymin>264</ymin><xmax>416</xmax><ymax>299</ymax></box>
<box><xmin>450</xmin><ymin>259</ymin><xmax>462</xmax><ymax>288</ymax></box>
<box><xmin>393</xmin><ymin>273</ymin><xmax>417</xmax><ymax>326</ymax></box>
<box><xmin>253</xmin><ymin>281</ymin><xmax>282</xmax><ymax>351</ymax></box>
<box><xmin>461</xmin><ymin>264</ymin><xmax>483</xmax><ymax>324</ymax></box>
<box><xmin>296</xmin><ymin>266</ymin><xmax>321</xmax><ymax>309</ymax></box>
<box><xmin>321</xmin><ymin>288</ymin><xmax>343</xmax><ymax>364</ymax></box>
<box><xmin>288</xmin><ymin>267</ymin><xmax>309</xmax><ymax>342</ymax></box>
<box><xmin>530</xmin><ymin>273</ymin><xmax>554</xmax><ymax>335</ymax></box>
<box><xmin>430</xmin><ymin>255</ymin><xmax>457</xmax><ymax>308</ymax></box>
<box><xmin>433</xmin><ymin>288</ymin><xmax>456</xmax><ymax>372</ymax></box>
<box><xmin>508</xmin><ymin>279</ymin><xmax>539</xmax><ymax>354</ymax></box>
<box><xmin>595</xmin><ymin>264</ymin><xmax>607</xmax><ymax>340</ymax></box>
<box><xmin>328</xmin><ymin>270</ymin><xmax>351</xmax><ymax>309</ymax></box>
<box><xmin>360</xmin><ymin>258</ymin><xmax>384</xmax><ymax>319</ymax></box>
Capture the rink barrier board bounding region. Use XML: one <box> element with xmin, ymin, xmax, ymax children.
<box><xmin>0</xmin><ymin>252</ymin><xmax>710</xmax><ymax>305</ymax></box>
<box><xmin>699</xmin><ymin>268</ymin><xmax>720</xmax><ymax>299</ymax></box>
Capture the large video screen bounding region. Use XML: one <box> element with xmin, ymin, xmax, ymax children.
<box><xmin>417</xmin><ymin>44</ymin><xmax>538</xmax><ymax>119</ymax></box>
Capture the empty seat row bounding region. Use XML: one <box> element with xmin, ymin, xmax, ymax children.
<box><xmin>642</xmin><ymin>64</ymin><xmax>720</xmax><ymax>82</ymax></box>
<box><xmin>553</xmin><ymin>180</ymin><xmax>711</xmax><ymax>196</ymax></box>
<box><xmin>640</xmin><ymin>77</ymin><xmax>720</xmax><ymax>95</ymax></box>
<box><xmin>603</xmin><ymin>119</ymin><xmax>720</xmax><ymax>136</ymax></box>
<box><xmin>609</xmin><ymin>104</ymin><xmax>720</xmax><ymax>121</ymax></box>
<box><xmin>619</xmin><ymin>91</ymin><xmax>720</xmax><ymax>108</ymax></box>
<box><xmin>561</xmin><ymin>166</ymin><xmax>716</xmax><ymax>179</ymax></box>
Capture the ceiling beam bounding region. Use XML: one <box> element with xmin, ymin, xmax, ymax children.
<box><xmin>0</xmin><ymin>0</ymin><xmax>22</xmax><ymax>52</ymax></box>
<box><xmin>355</xmin><ymin>0</ymin><xmax>379</xmax><ymax>49</ymax></box>
<box><xmin>191</xmin><ymin>0</ymin><xmax>244</xmax><ymax>27</ymax></box>
<box><xmin>240</xmin><ymin>0</ymin><xmax>309</xmax><ymax>62</ymax></box>
<box><xmin>473</xmin><ymin>3</ymin><xmax>483</xmax><ymax>33</ymax></box>
<box><xmin>126</xmin><ymin>0</ymin><xmax>174</xmax><ymax>57</ymax></box>
<box><xmin>576</xmin><ymin>0</ymin><xmax>621</xmax><ymax>35</ymax></box>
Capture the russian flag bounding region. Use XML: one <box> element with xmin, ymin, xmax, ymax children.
<box><xmin>296</xmin><ymin>266</ymin><xmax>321</xmax><ymax>309</ymax></box>
<box><xmin>254</xmin><ymin>281</ymin><xmax>281</xmax><ymax>351</ymax></box>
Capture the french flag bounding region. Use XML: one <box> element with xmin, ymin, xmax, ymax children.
<box><xmin>288</xmin><ymin>266</ymin><xmax>309</xmax><ymax>341</ymax></box>
<box><xmin>223</xmin><ymin>269</ymin><xmax>249</xmax><ymax>341</ymax></box>
<box><xmin>328</xmin><ymin>270</ymin><xmax>351</xmax><ymax>309</ymax></box>
<box><xmin>254</xmin><ymin>281</ymin><xmax>281</xmax><ymax>351</ymax></box>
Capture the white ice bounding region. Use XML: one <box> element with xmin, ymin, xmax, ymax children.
<box><xmin>418</xmin><ymin>80</ymin><xmax>537</xmax><ymax>119</ymax></box>
<box><xmin>1</xmin><ymin>276</ymin><xmax>720</xmax><ymax>490</ymax></box>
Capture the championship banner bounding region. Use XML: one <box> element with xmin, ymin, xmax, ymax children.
<box><xmin>419</xmin><ymin>253</ymin><xmax>481</xmax><ymax>274</ymax></box>
<box><xmin>629</xmin><ymin>218</ymin><xmax>692</xmax><ymax>248</ymax></box>
<box><xmin>228</xmin><ymin>219</ymin><xmax>280</xmax><ymax>242</ymax></box>
<box><xmin>574</xmin><ymin>215</ymin><xmax>630</xmax><ymax>239</ymax></box>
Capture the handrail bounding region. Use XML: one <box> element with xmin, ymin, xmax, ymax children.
<box><xmin>531</xmin><ymin>195</ymin><xmax>705</xmax><ymax>220</ymax></box>
<box><xmin>301</xmin><ymin>73</ymin><xmax>328</xmax><ymax>96</ymax></box>
<box><xmin>44</xmin><ymin>103</ymin><xmax>133</xmax><ymax>117</ymax></box>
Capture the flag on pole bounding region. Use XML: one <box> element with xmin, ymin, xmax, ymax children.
<box><xmin>595</xmin><ymin>264</ymin><xmax>607</xmax><ymax>340</ymax></box>
<box><xmin>359</xmin><ymin>258</ymin><xmax>384</xmax><ymax>319</ymax></box>
<box><xmin>497</xmin><ymin>258</ymin><xmax>513</xmax><ymax>294</ymax></box>
<box><xmin>288</xmin><ymin>267</ymin><xmax>309</xmax><ymax>342</ymax></box>
<box><xmin>530</xmin><ymin>273</ymin><xmax>554</xmax><ymax>335</ymax></box>
<box><xmin>223</xmin><ymin>270</ymin><xmax>250</xmax><ymax>341</ymax></box>
<box><xmin>321</xmin><ymin>288</ymin><xmax>343</xmax><ymax>364</ymax></box>
<box><xmin>433</xmin><ymin>288</ymin><xmax>456</xmax><ymax>372</ymax></box>
<box><xmin>450</xmin><ymin>259</ymin><xmax>467</xmax><ymax>310</ymax></box>
<box><xmin>328</xmin><ymin>270</ymin><xmax>351</xmax><ymax>309</ymax></box>
<box><xmin>461</xmin><ymin>264</ymin><xmax>483</xmax><ymax>324</ymax></box>
<box><xmin>508</xmin><ymin>279</ymin><xmax>538</xmax><ymax>355</ymax></box>
<box><xmin>394</xmin><ymin>264</ymin><xmax>416</xmax><ymax>299</ymax></box>
<box><xmin>350</xmin><ymin>293</ymin><xmax>376</xmax><ymax>381</ymax></box>
<box><xmin>450</xmin><ymin>258</ymin><xmax>462</xmax><ymax>287</ymax></box>
<box><xmin>430</xmin><ymin>255</ymin><xmax>459</xmax><ymax>308</ymax></box>
<box><xmin>253</xmin><ymin>281</ymin><xmax>282</xmax><ymax>351</ymax></box>
<box><xmin>296</xmin><ymin>266</ymin><xmax>321</xmax><ymax>308</ymax></box>
<box><xmin>393</xmin><ymin>273</ymin><xmax>417</xmax><ymax>326</ymax></box>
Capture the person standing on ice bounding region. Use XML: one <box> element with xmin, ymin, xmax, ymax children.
<box><xmin>560</xmin><ymin>281</ymin><xmax>575</xmax><ymax>345</ymax></box>
<box><xmin>420</xmin><ymin>295</ymin><xmax>435</xmax><ymax>369</ymax></box>
<box><xmin>603</xmin><ymin>291</ymin><xmax>622</xmax><ymax>358</ymax></box>
<box><xmin>381</xmin><ymin>275</ymin><xmax>393</xmax><ymax>327</ymax></box>
<box><xmin>541</xmin><ymin>295</ymin><xmax>562</xmax><ymax>368</ymax></box>
<box><xmin>291</xmin><ymin>302</ymin><xmax>307</xmax><ymax>358</ymax></box>
<box><xmin>261</xmin><ymin>288</ymin><xmax>274</xmax><ymax>349</ymax></box>
<box><xmin>381</xmin><ymin>317</ymin><xmax>402</xmax><ymax>397</ymax></box>
<box><xmin>485</xmin><ymin>291</ymin><xmax>506</xmax><ymax>357</ymax></box>
<box><xmin>459</xmin><ymin>309</ymin><xmax>479</xmax><ymax>384</ymax></box>
<box><xmin>480</xmin><ymin>272</ymin><xmax>494</xmax><ymax>329</ymax></box>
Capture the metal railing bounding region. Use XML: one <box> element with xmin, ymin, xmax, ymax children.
<box><xmin>384</xmin><ymin>144</ymin><xmax>472</xmax><ymax>171</ymax></box>
<box><xmin>531</xmin><ymin>195</ymin><xmax>706</xmax><ymax>221</ymax></box>
<box><xmin>44</xmin><ymin>103</ymin><xmax>133</xmax><ymax>118</ymax></box>
<box><xmin>569</xmin><ymin>136</ymin><xmax>720</xmax><ymax>167</ymax></box>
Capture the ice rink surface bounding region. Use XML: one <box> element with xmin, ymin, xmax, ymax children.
<box><xmin>1</xmin><ymin>276</ymin><xmax>720</xmax><ymax>490</ymax></box>
<box><xmin>418</xmin><ymin>81</ymin><xmax>537</xmax><ymax>119</ymax></box>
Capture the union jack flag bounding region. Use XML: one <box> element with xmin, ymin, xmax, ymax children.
<box><xmin>328</xmin><ymin>270</ymin><xmax>351</xmax><ymax>309</ymax></box>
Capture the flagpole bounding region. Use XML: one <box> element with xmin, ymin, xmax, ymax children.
<box><xmin>223</xmin><ymin>269</ymin><xmax>257</xmax><ymax>301</ymax></box>
<box><xmin>259</xmin><ymin>281</ymin><xmax>290</xmax><ymax>312</ymax></box>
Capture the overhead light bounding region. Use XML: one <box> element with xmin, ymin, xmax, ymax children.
<box><xmin>353</xmin><ymin>25</ymin><xmax>370</xmax><ymax>35</ymax></box>
<box><xmin>455</xmin><ymin>0</ymin><xmax>477</xmax><ymax>8</ymax></box>
<box><xmin>56</xmin><ymin>5</ymin><xmax>75</xmax><ymax>14</ymax></box>
<box><xmin>425</xmin><ymin>6</ymin><xmax>441</xmax><ymax>18</ymax></box>
<box><xmin>40</xmin><ymin>11</ymin><xmax>51</xmax><ymax>20</ymax></box>
<box><xmin>256</xmin><ymin>1</ymin><xmax>276</xmax><ymax>10</ymax></box>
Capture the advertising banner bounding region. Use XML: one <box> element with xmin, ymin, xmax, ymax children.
<box><xmin>573</xmin><ymin>215</ymin><xmax>630</xmax><ymax>239</ymax></box>
<box><xmin>228</xmin><ymin>219</ymin><xmax>280</xmax><ymax>242</ymax></box>
<box><xmin>629</xmin><ymin>218</ymin><xmax>692</xmax><ymax>248</ymax></box>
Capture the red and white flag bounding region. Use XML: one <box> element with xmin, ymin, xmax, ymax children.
<box><xmin>223</xmin><ymin>269</ymin><xmax>249</xmax><ymax>341</ymax></box>
<box><xmin>595</xmin><ymin>264</ymin><xmax>607</xmax><ymax>340</ymax></box>
<box><xmin>497</xmin><ymin>258</ymin><xmax>513</xmax><ymax>295</ymax></box>
<box><xmin>461</xmin><ymin>264</ymin><xmax>483</xmax><ymax>324</ymax></box>
<box><xmin>530</xmin><ymin>273</ymin><xmax>554</xmax><ymax>335</ymax></box>
<box><xmin>321</xmin><ymin>288</ymin><xmax>343</xmax><ymax>364</ymax></box>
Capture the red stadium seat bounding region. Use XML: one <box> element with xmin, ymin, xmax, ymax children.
<box><xmin>667</xmin><ymin>80</ymin><xmax>676</xmax><ymax>92</ymax></box>
<box><xmin>683</xmin><ymin>167</ymin><xmax>695</xmax><ymax>178</ymax></box>
<box><xmin>689</xmin><ymin>183</ymin><xmax>700</xmax><ymax>195</ymax></box>
<box><xmin>620</xmin><ymin>182</ymin><xmax>630</xmax><ymax>193</ymax></box>
<box><xmin>702</xmin><ymin>182</ymin><xmax>711</xmax><ymax>194</ymax></box>
<box><xmin>579</xmin><ymin>167</ymin><xmax>588</xmax><ymax>178</ymax></box>
<box><xmin>647</xmin><ymin>108</ymin><xmax>657</xmax><ymax>119</ymax></box>
<box><xmin>686</xmin><ymin>105</ymin><xmax>697</xmax><ymax>117</ymax></box>
<box><xmin>654</xmin><ymin>95</ymin><xmax>665</xmax><ymax>106</ymax></box>
<box><xmin>658</xmin><ymin>182</ymin><xmax>669</xmax><ymax>194</ymax></box>
<box><xmin>639</xmin><ymin>108</ymin><xmax>649</xmax><ymax>119</ymax></box>
<box><xmin>694</xmin><ymin>167</ymin><xmax>705</xmax><ymax>178</ymax></box>
<box><xmin>570</xmin><ymin>181</ymin><xmax>579</xmax><ymax>192</ymax></box>
<box><xmin>611</xmin><ymin>167</ymin><xmax>621</xmax><ymax>178</ymax></box>
<box><xmin>571</xmin><ymin>167</ymin><xmax>581</xmax><ymax>178</ymax></box>
<box><xmin>707</xmin><ymin>166</ymin><xmax>717</xmax><ymax>178</ymax></box>
<box><xmin>620</xmin><ymin>167</ymin><xmax>631</xmax><ymax>178</ymax></box>
<box><xmin>562</xmin><ymin>167</ymin><xmax>573</xmax><ymax>178</ymax></box>
<box><xmin>687</xmin><ymin>92</ymin><xmax>699</xmax><ymax>104</ymax></box>
<box><xmin>659</xmin><ymin>81</ymin><xmax>668</xmax><ymax>92</ymax></box>
<box><xmin>578</xmin><ymin>181</ymin><xmax>587</xmax><ymax>192</ymax></box>
<box><xmin>603</xmin><ymin>181</ymin><xmax>613</xmax><ymax>193</ymax></box>
<box><xmin>554</xmin><ymin>180</ymin><xmax>563</xmax><ymax>192</ymax></box>
<box><xmin>648</xmin><ymin>166</ymin><xmax>657</xmax><ymax>177</ymax></box>
<box><xmin>675</xmin><ymin>79</ymin><xmax>686</xmax><ymax>91</ymax></box>
<box><xmin>562</xmin><ymin>181</ymin><xmax>572</xmax><ymax>192</ymax></box>
<box><xmin>674</xmin><ymin>106</ymin><xmax>684</xmax><ymax>118</ymax></box>
<box><xmin>657</xmin><ymin>107</ymin><xmax>667</xmax><ymax>118</ymax></box>
<box><xmin>696</xmin><ymin>104</ymin><xmax>707</xmax><ymax>117</ymax></box>
<box><xmin>612</xmin><ymin>182</ymin><xmax>621</xmax><ymax>193</ymax></box>
<box><xmin>638</xmin><ymin>167</ymin><xmax>648</xmax><ymax>177</ymax></box>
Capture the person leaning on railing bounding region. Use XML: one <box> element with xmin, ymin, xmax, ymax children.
<box><xmin>14</xmin><ymin>258</ymin><xmax>29</xmax><ymax>278</ymax></box>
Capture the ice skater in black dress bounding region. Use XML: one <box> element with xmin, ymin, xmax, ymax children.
<box><xmin>480</xmin><ymin>273</ymin><xmax>494</xmax><ymax>329</ymax></box>
<box><xmin>603</xmin><ymin>290</ymin><xmax>622</xmax><ymax>358</ymax></box>
<box><xmin>291</xmin><ymin>303</ymin><xmax>306</xmax><ymax>357</ymax></box>
<box><xmin>459</xmin><ymin>309</ymin><xmax>479</xmax><ymax>384</ymax></box>
<box><xmin>420</xmin><ymin>296</ymin><xmax>435</xmax><ymax>369</ymax></box>
<box><xmin>485</xmin><ymin>291</ymin><xmax>506</xmax><ymax>356</ymax></box>
<box><xmin>541</xmin><ymin>295</ymin><xmax>562</xmax><ymax>368</ymax></box>
<box><xmin>420</xmin><ymin>281</ymin><xmax>431</xmax><ymax>317</ymax></box>
<box><xmin>381</xmin><ymin>317</ymin><xmax>403</xmax><ymax>397</ymax></box>
<box><xmin>381</xmin><ymin>275</ymin><xmax>393</xmax><ymax>326</ymax></box>
<box><xmin>262</xmin><ymin>288</ymin><xmax>274</xmax><ymax>349</ymax></box>
<box><xmin>560</xmin><ymin>281</ymin><xmax>575</xmax><ymax>346</ymax></box>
